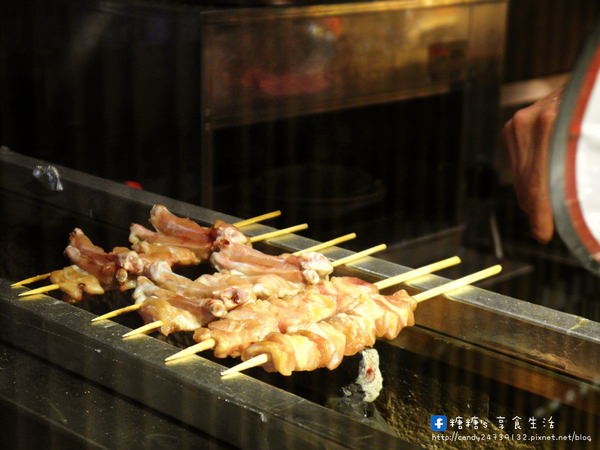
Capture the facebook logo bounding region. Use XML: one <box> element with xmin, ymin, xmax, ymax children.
<box><xmin>430</xmin><ymin>415</ymin><xmax>447</xmax><ymax>431</ymax></box>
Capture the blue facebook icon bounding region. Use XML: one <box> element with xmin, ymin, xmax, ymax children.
<box><xmin>430</xmin><ymin>415</ymin><xmax>447</xmax><ymax>431</ymax></box>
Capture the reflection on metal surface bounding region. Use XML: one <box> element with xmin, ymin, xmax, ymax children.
<box><xmin>204</xmin><ymin>2</ymin><xmax>478</xmax><ymax>124</ymax></box>
<box><xmin>0</xmin><ymin>279</ymin><xmax>402</xmax><ymax>448</ymax></box>
<box><xmin>389</xmin><ymin>327</ymin><xmax>600</xmax><ymax>416</ymax></box>
<box><xmin>32</xmin><ymin>165</ymin><xmax>64</xmax><ymax>192</ymax></box>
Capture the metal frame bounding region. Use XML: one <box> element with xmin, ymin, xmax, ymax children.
<box><xmin>2</xmin><ymin>147</ymin><xmax>600</xmax><ymax>381</ymax></box>
<box><xmin>0</xmin><ymin>280</ymin><xmax>408</xmax><ymax>449</ymax></box>
<box><xmin>0</xmin><ymin>340</ymin><xmax>232</xmax><ymax>449</ymax></box>
<box><xmin>1</xmin><ymin>148</ymin><xmax>600</xmax><ymax>445</ymax></box>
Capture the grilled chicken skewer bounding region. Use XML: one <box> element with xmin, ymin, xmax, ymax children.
<box><xmin>19</xmin><ymin>222</ymin><xmax>308</xmax><ymax>300</ymax></box>
<box><xmin>11</xmin><ymin>205</ymin><xmax>274</xmax><ymax>287</ymax></box>
<box><xmin>148</xmin><ymin>233</ymin><xmax>358</xmax><ymax>304</ymax></box>
<box><xmin>163</xmin><ymin>256</ymin><xmax>460</xmax><ymax>362</ymax></box>
<box><xmin>122</xmin><ymin>276</ymin><xmax>226</xmax><ymax>337</ymax></box>
<box><xmin>231</xmin><ymin>292</ymin><xmax>414</xmax><ymax>376</ymax></box>
<box><xmin>92</xmin><ymin>233</ymin><xmax>362</xmax><ymax>324</ymax></box>
<box><xmin>14</xmin><ymin>210</ymin><xmax>303</xmax><ymax>300</ymax></box>
<box><xmin>210</xmin><ymin>239</ymin><xmax>332</xmax><ymax>285</ymax></box>
<box><xmin>221</xmin><ymin>265</ymin><xmax>502</xmax><ymax>376</ymax></box>
<box><xmin>120</xmin><ymin>243</ymin><xmax>386</xmax><ymax>339</ymax></box>
<box><xmin>129</xmin><ymin>204</ymin><xmax>252</xmax><ymax>263</ymax></box>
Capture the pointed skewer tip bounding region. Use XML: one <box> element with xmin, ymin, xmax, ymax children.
<box><xmin>165</xmin><ymin>339</ymin><xmax>216</xmax><ymax>363</ymax></box>
<box><xmin>91</xmin><ymin>303</ymin><xmax>142</xmax><ymax>322</ymax></box>
<box><xmin>221</xmin><ymin>353</ymin><xmax>270</xmax><ymax>377</ymax></box>
<box><xmin>11</xmin><ymin>272</ymin><xmax>52</xmax><ymax>287</ymax></box>
<box><xmin>122</xmin><ymin>320</ymin><xmax>163</xmax><ymax>338</ymax></box>
<box><xmin>17</xmin><ymin>284</ymin><xmax>60</xmax><ymax>297</ymax></box>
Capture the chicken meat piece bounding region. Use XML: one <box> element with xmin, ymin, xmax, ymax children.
<box><xmin>49</xmin><ymin>265</ymin><xmax>105</xmax><ymax>302</ymax></box>
<box><xmin>133</xmin><ymin>277</ymin><xmax>224</xmax><ymax>335</ymax></box>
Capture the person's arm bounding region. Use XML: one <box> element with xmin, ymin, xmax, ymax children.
<box><xmin>502</xmin><ymin>86</ymin><xmax>564</xmax><ymax>243</ymax></box>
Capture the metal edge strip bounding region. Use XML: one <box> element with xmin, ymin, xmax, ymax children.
<box><xmin>0</xmin><ymin>280</ymin><xmax>407</xmax><ymax>449</ymax></box>
<box><xmin>2</xmin><ymin>147</ymin><xmax>600</xmax><ymax>382</ymax></box>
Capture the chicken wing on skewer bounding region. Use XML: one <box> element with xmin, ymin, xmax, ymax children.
<box><xmin>189</xmin><ymin>276</ymin><xmax>405</xmax><ymax>360</ymax></box>
<box><xmin>132</xmin><ymin>276</ymin><xmax>225</xmax><ymax>335</ymax></box>
<box><xmin>147</xmin><ymin>261</ymin><xmax>302</xmax><ymax>305</ymax></box>
<box><xmin>239</xmin><ymin>290</ymin><xmax>416</xmax><ymax>376</ymax></box>
<box><xmin>223</xmin><ymin>265</ymin><xmax>502</xmax><ymax>376</ymax></box>
<box><xmin>210</xmin><ymin>239</ymin><xmax>333</xmax><ymax>284</ymax></box>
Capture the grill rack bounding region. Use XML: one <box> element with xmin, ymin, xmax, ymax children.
<box><xmin>1</xmin><ymin>147</ymin><xmax>599</xmax><ymax>446</ymax></box>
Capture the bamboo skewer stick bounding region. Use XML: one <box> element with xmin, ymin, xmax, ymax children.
<box><xmin>122</xmin><ymin>320</ymin><xmax>163</xmax><ymax>338</ymax></box>
<box><xmin>12</xmin><ymin>211</ymin><xmax>282</xmax><ymax>289</ymax></box>
<box><xmin>11</xmin><ymin>272</ymin><xmax>52</xmax><ymax>287</ymax></box>
<box><xmin>165</xmin><ymin>339</ymin><xmax>217</xmax><ymax>363</ymax></box>
<box><xmin>221</xmin><ymin>354</ymin><xmax>269</xmax><ymax>377</ymax></box>
<box><xmin>164</xmin><ymin>255</ymin><xmax>460</xmax><ymax>363</ymax></box>
<box><xmin>413</xmin><ymin>264</ymin><xmax>502</xmax><ymax>303</ymax></box>
<box><xmin>249</xmin><ymin>223</ymin><xmax>308</xmax><ymax>243</ymax></box>
<box><xmin>374</xmin><ymin>256</ymin><xmax>461</xmax><ymax>290</ymax></box>
<box><xmin>220</xmin><ymin>264</ymin><xmax>502</xmax><ymax>376</ymax></box>
<box><xmin>331</xmin><ymin>244</ymin><xmax>387</xmax><ymax>268</ymax></box>
<box><xmin>18</xmin><ymin>284</ymin><xmax>60</xmax><ymax>297</ymax></box>
<box><xmin>292</xmin><ymin>233</ymin><xmax>356</xmax><ymax>256</ymax></box>
<box><xmin>232</xmin><ymin>210</ymin><xmax>281</xmax><ymax>228</ymax></box>
<box><xmin>91</xmin><ymin>303</ymin><xmax>143</xmax><ymax>322</ymax></box>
